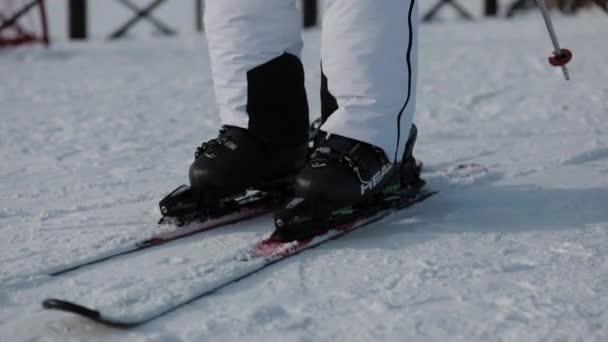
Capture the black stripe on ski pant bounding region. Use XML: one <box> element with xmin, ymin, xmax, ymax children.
<box><xmin>394</xmin><ymin>0</ymin><xmax>416</xmax><ymax>163</ymax></box>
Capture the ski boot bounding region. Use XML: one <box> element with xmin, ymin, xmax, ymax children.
<box><xmin>271</xmin><ymin>125</ymin><xmax>424</xmax><ymax>242</ymax></box>
<box><xmin>158</xmin><ymin>125</ymin><xmax>309</xmax><ymax>225</ymax></box>
<box><xmin>159</xmin><ymin>53</ymin><xmax>313</xmax><ymax>224</ymax></box>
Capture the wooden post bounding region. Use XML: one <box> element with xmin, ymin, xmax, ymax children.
<box><xmin>39</xmin><ymin>0</ymin><xmax>50</xmax><ymax>45</ymax></box>
<box><xmin>302</xmin><ymin>0</ymin><xmax>317</xmax><ymax>28</ymax></box>
<box><xmin>195</xmin><ymin>0</ymin><xmax>204</xmax><ymax>32</ymax></box>
<box><xmin>68</xmin><ymin>0</ymin><xmax>87</xmax><ymax>39</ymax></box>
<box><xmin>485</xmin><ymin>0</ymin><xmax>498</xmax><ymax>16</ymax></box>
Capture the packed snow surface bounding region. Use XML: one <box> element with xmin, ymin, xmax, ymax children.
<box><xmin>1</xmin><ymin>12</ymin><xmax>608</xmax><ymax>342</ymax></box>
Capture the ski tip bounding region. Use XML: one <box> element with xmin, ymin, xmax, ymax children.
<box><xmin>42</xmin><ymin>299</ymin><xmax>142</xmax><ymax>328</ymax></box>
<box><xmin>42</xmin><ymin>298</ymin><xmax>101</xmax><ymax>319</ymax></box>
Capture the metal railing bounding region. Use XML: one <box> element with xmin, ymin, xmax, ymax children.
<box><xmin>66</xmin><ymin>0</ymin><xmax>606</xmax><ymax>40</ymax></box>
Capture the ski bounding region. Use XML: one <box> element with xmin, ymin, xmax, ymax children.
<box><xmin>47</xmin><ymin>119</ymin><xmax>325</xmax><ymax>277</ymax></box>
<box><xmin>42</xmin><ymin>186</ymin><xmax>436</xmax><ymax>328</ymax></box>
<box><xmin>46</xmin><ymin>189</ymin><xmax>279</xmax><ymax>276</ymax></box>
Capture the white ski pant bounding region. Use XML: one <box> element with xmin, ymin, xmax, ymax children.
<box><xmin>204</xmin><ymin>0</ymin><xmax>419</xmax><ymax>162</ymax></box>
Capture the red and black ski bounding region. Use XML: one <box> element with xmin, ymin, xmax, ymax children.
<box><xmin>46</xmin><ymin>191</ymin><xmax>278</xmax><ymax>276</ymax></box>
<box><xmin>42</xmin><ymin>187</ymin><xmax>436</xmax><ymax>328</ymax></box>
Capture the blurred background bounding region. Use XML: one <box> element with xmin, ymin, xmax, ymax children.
<box><xmin>1</xmin><ymin>0</ymin><xmax>606</xmax><ymax>46</ymax></box>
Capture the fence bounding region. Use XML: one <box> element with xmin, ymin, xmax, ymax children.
<box><xmin>0</xmin><ymin>0</ymin><xmax>50</xmax><ymax>47</ymax></box>
<box><xmin>66</xmin><ymin>0</ymin><xmax>607</xmax><ymax>40</ymax></box>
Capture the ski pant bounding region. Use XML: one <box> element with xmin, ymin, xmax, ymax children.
<box><xmin>204</xmin><ymin>0</ymin><xmax>419</xmax><ymax>162</ymax></box>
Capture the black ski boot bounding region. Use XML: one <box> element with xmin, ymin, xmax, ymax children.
<box><xmin>189</xmin><ymin>125</ymin><xmax>308</xmax><ymax>205</ymax></box>
<box><xmin>159</xmin><ymin>53</ymin><xmax>311</xmax><ymax>222</ymax></box>
<box><xmin>158</xmin><ymin>126</ymin><xmax>308</xmax><ymax>224</ymax></box>
<box><xmin>271</xmin><ymin>125</ymin><xmax>422</xmax><ymax>242</ymax></box>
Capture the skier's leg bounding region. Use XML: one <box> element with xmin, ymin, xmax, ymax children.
<box><xmin>271</xmin><ymin>0</ymin><xmax>421</xmax><ymax>241</ymax></box>
<box><xmin>320</xmin><ymin>0</ymin><xmax>419</xmax><ymax>162</ymax></box>
<box><xmin>185</xmin><ymin>1</ymin><xmax>309</xmax><ymax>206</ymax></box>
<box><xmin>204</xmin><ymin>0</ymin><xmax>309</xmax><ymax>145</ymax></box>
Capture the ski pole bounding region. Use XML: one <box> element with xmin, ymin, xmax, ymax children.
<box><xmin>534</xmin><ymin>0</ymin><xmax>572</xmax><ymax>80</ymax></box>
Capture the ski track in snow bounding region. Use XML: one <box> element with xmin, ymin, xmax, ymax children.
<box><xmin>1</xmin><ymin>13</ymin><xmax>608</xmax><ymax>342</ymax></box>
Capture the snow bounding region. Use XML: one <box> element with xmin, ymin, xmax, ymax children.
<box><xmin>2</xmin><ymin>8</ymin><xmax>608</xmax><ymax>342</ymax></box>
